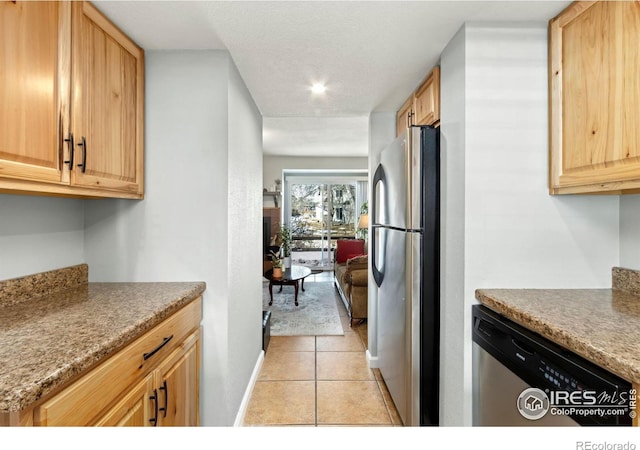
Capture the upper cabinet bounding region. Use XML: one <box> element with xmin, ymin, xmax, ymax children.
<box><xmin>396</xmin><ymin>96</ymin><xmax>414</xmax><ymax>137</ymax></box>
<box><xmin>413</xmin><ymin>66</ymin><xmax>440</xmax><ymax>127</ymax></box>
<box><xmin>549</xmin><ymin>0</ymin><xmax>640</xmax><ymax>195</ymax></box>
<box><xmin>396</xmin><ymin>66</ymin><xmax>440</xmax><ymax>137</ymax></box>
<box><xmin>0</xmin><ymin>1</ymin><xmax>69</xmax><ymax>185</ymax></box>
<box><xmin>70</xmin><ymin>2</ymin><xmax>144</xmax><ymax>196</ymax></box>
<box><xmin>0</xmin><ymin>1</ymin><xmax>144</xmax><ymax>199</ymax></box>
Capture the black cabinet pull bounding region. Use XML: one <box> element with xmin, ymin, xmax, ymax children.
<box><xmin>63</xmin><ymin>133</ymin><xmax>74</xmax><ymax>169</ymax></box>
<box><xmin>76</xmin><ymin>137</ymin><xmax>87</xmax><ymax>173</ymax></box>
<box><xmin>143</xmin><ymin>335</ymin><xmax>174</xmax><ymax>361</ymax></box>
<box><xmin>159</xmin><ymin>380</ymin><xmax>168</xmax><ymax>418</ymax></box>
<box><xmin>149</xmin><ymin>389</ymin><xmax>159</xmax><ymax>426</ymax></box>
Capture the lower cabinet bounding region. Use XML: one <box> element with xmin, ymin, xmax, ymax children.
<box><xmin>95</xmin><ymin>374</ymin><xmax>155</xmax><ymax>426</ymax></box>
<box><xmin>33</xmin><ymin>298</ymin><xmax>202</xmax><ymax>427</ymax></box>
<box><xmin>95</xmin><ymin>331</ymin><xmax>200</xmax><ymax>427</ymax></box>
<box><xmin>153</xmin><ymin>331</ymin><xmax>200</xmax><ymax>426</ymax></box>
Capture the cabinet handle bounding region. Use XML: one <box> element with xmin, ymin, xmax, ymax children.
<box><xmin>63</xmin><ymin>134</ymin><xmax>74</xmax><ymax>169</ymax></box>
<box><xmin>149</xmin><ymin>389</ymin><xmax>159</xmax><ymax>426</ymax></box>
<box><xmin>159</xmin><ymin>380</ymin><xmax>168</xmax><ymax>418</ymax></box>
<box><xmin>76</xmin><ymin>137</ymin><xmax>87</xmax><ymax>173</ymax></box>
<box><xmin>143</xmin><ymin>335</ymin><xmax>174</xmax><ymax>361</ymax></box>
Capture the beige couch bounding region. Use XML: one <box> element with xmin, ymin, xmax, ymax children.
<box><xmin>334</xmin><ymin>255</ymin><xmax>368</xmax><ymax>327</ymax></box>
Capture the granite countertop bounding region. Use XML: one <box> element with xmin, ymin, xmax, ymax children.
<box><xmin>0</xmin><ymin>264</ymin><xmax>206</xmax><ymax>414</ymax></box>
<box><xmin>475</xmin><ymin>267</ymin><xmax>640</xmax><ymax>385</ymax></box>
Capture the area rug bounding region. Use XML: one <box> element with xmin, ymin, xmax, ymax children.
<box><xmin>292</xmin><ymin>257</ymin><xmax>333</xmax><ymax>271</ymax></box>
<box><xmin>262</xmin><ymin>281</ymin><xmax>344</xmax><ymax>336</ymax></box>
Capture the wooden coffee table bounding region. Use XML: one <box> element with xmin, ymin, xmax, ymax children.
<box><xmin>263</xmin><ymin>265</ymin><xmax>312</xmax><ymax>306</ymax></box>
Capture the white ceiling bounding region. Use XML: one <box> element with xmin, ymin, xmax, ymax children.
<box><xmin>94</xmin><ymin>0</ymin><xmax>570</xmax><ymax>157</ymax></box>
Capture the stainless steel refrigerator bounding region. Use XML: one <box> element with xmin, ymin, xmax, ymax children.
<box><xmin>371</xmin><ymin>125</ymin><xmax>440</xmax><ymax>426</ymax></box>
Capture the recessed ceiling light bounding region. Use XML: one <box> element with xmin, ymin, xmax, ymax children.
<box><xmin>311</xmin><ymin>83</ymin><xmax>326</xmax><ymax>94</ymax></box>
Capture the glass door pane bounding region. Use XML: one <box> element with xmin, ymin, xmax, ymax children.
<box><xmin>330</xmin><ymin>184</ymin><xmax>357</xmax><ymax>239</ymax></box>
<box><xmin>290</xmin><ymin>183</ymin><xmax>329</xmax><ymax>269</ymax></box>
<box><xmin>328</xmin><ymin>183</ymin><xmax>357</xmax><ymax>257</ymax></box>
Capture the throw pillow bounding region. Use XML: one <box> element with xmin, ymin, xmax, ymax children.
<box><xmin>335</xmin><ymin>239</ymin><xmax>365</xmax><ymax>264</ymax></box>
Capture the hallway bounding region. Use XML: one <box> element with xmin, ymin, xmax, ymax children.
<box><xmin>244</xmin><ymin>274</ymin><xmax>402</xmax><ymax>426</ymax></box>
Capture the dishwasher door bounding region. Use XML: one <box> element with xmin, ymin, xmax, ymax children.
<box><xmin>473</xmin><ymin>342</ymin><xmax>578</xmax><ymax>426</ymax></box>
<box><xmin>472</xmin><ymin>304</ymin><xmax>632</xmax><ymax>427</ymax></box>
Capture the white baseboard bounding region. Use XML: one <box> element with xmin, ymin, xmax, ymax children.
<box><xmin>366</xmin><ymin>349</ymin><xmax>379</xmax><ymax>368</ymax></box>
<box><xmin>233</xmin><ymin>349</ymin><xmax>265</xmax><ymax>426</ymax></box>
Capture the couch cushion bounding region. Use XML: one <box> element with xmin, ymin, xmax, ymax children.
<box><xmin>336</xmin><ymin>239</ymin><xmax>365</xmax><ymax>264</ymax></box>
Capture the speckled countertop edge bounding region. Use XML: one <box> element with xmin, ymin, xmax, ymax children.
<box><xmin>0</xmin><ymin>266</ymin><xmax>206</xmax><ymax>414</ymax></box>
<box><xmin>613</xmin><ymin>266</ymin><xmax>640</xmax><ymax>296</ymax></box>
<box><xmin>0</xmin><ymin>264</ymin><xmax>88</xmax><ymax>308</ymax></box>
<box><xmin>475</xmin><ymin>267</ymin><xmax>640</xmax><ymax>385</ymax></box>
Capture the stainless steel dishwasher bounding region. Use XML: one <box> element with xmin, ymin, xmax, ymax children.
<box><xmin>472</xmin><ymin>304</ymin><xmax>632</xmax><ymax>426</ymax></box>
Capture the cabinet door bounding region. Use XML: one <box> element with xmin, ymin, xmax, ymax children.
<box><xmin>549</xmin><ymin>1</ymin><xmax>640</xmax><ymax>194</ymax></box>
<box><xmin>396</xmin><ymin>96</ymin><xmax>414</xmax><ymax>137</ymax></box>
<box><xmin>71</xmin><ymin>1</ymin><xmax>144</xmax><ymax>196</ymax></box>
<box><xmin>156</xmin><ymin>330</ymin><xmax>200</xmax><ymax>426</ymax></box>
<box><xmin>0</xmin><ymin>1</ymin><xmax>70</xmax><ymax>183</ymax></box>
<box><xmin>94</xmin><ymin>374</ymin><xmax>154</xmax><ymax>427</ymax></box>
<box><xmin>414</xmin><ymin>67</ymin><xmax>440</xmax><ymax>127</ymax></box>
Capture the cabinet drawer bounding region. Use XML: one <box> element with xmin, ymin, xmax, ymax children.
<box><xmin>34</xmin><ymin>297</ymin><xmax>202</xmax><ymax>426</ymax></box>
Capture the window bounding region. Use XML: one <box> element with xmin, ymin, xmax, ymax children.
<box><xmin>283</xmin><ymin>170</ymin><xmax>368</xmax><ymax>271</ymax></box>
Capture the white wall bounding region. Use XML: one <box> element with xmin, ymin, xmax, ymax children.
<box><xmin>439</xmin><ymin>24</ymin><xmax>467</xmax><ymax>427</ymax></box>
<box><xmin>439</xmin><ymin>23</ymin><xmax>620</xmax><ymax>426</ymax></box>
<box><xmin>620</xmin><ymin>195</ymin><xmax>640</xmax><ymax>269</ymax></box>
<box><xmin>84</xmin><ymin>50</ymin><xmax>263</xmax><ymax>426</ymax></box>
<box><xmin>366</xmin><ymin>112</ymin><xmax>396</xmax><ymax>366</ymax></box>
<box><xmin>0</xmin><ymin>195</ymin><xmax>85</xmax><ymax>280</ymax></box>
<box><xmin>226</xmin><ymin>57</ymin><xmax>264</xmax><ymax>419</ymax></box>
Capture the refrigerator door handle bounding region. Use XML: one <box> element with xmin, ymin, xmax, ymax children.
<box><xmin>372</xmin><ymin>164</ymin><xmax>386</xmax><ymax>287</ymax></box>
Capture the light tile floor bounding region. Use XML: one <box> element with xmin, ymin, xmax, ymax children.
<box><xmin>244</xmin><ymin>272</ymin><xmax>403</xmax><ymax>426</ymax></box>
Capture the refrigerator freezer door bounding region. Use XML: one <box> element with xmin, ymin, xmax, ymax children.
<box><xmin>378</xmin><ymin>227</ymin><xmax>411</xmax><ymax>425</ymax></box>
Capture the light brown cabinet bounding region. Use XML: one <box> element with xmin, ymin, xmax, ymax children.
<box><xmin>549</xmin><ymin>0</ymin><xmax>640</xmax><ymax>194</ymax></box>
<box><xmin>413</xmin><ymin>66</ymin><xmax>440</xmax><ymax>127</ymax></box>
<box><xmin>0</xmin><ymin>1</ymin><xmax>69</xmax><ymax>185</ymax></box>
<box><xmin>94</xmin><ymin>331</ymin><xmax>200</xmax><ymax>427</ymax></box>
<box><xmin>94</xmin><ymin>374</ymin><xmax>154</xmax><ymax>426</ymax></box>
<box><xmin>396</xmin><ymin>96</ymin><xmax>415</xmax><ymax>137</ymax></box>
<box><xmin>153</xmin><ymin>331</ymin><xmax>200</xmax><ymax>426</ymax></box>
<box><xmin>396</xmin><ymin>66</ymin><xmax>440</xmax><ymax>137</ymax></box>
<box><xmin>0</xmin><ymin>0</ymin><xmax>144</xmax><ymax>199</ymax></box>
<box><xmin>32</xmin><ymin>298</ymin><xmax>202</xmax><ymax>427</ymax></box>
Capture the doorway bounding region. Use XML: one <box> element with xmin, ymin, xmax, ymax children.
<box><xmin>283</xmin><ymin>170</ymin><xmax>368</xmax><ymax>271</ymax></box>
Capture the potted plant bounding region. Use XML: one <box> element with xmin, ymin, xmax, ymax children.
<box><xmin>270</xmin><ymin>250</ymin><xmax>283</xmax><ymax>278</ymax></box>
<box><xmin>279</xmin><ymin>225</ymin><xmax>292</xmax><ymax>268</ymax></box>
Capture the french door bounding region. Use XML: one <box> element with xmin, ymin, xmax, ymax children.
<box><xmin>284</xmin><ymin>173</ymin><xmax>367</xmax><ymax>270</ymax></box>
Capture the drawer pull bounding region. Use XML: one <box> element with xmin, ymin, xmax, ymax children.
<box><xmin>149</xmin><ymin>389</ymin><xmax>159</xmax><ymax>426</ymax></box>
<box><xmin>159</xmin><ymin>380</ymin><xmax>168</xmax><ymax>418</ymax></box>
<box><xmin>63</xmin><ymin>133</ymin><xmax>74</xmax><ymax>169</ymax></box>
<box><xmin>143</xmin><ymin>335</ymin><xmax>174</xmax><ymax>361</ymax></box>
<box><xmin>77</xmin><ymin>137</ymin><xmax>87</xmax><ymax>173</ymax></box>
